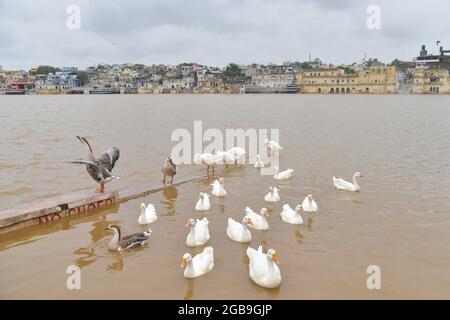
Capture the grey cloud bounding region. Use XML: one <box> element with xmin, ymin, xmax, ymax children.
<box><xmin>0</xmin><ymin>0</ymin><xmax>449</xmax><ymax>69</ymax></box>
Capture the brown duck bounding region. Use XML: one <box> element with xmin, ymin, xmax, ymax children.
<box><xmin>68</xmin><ymin>136</ymin><xmax>120</xmax><ymax>193</ymax></box>
<box><xmin>105</xmin><ymin>224</ymin><xmax>152</xmax><ymax>251</ymax></box>
<box><xmin>161</xmin><ymin>156</ymin><xmax>177</xmax><ymax>185</ymax></box>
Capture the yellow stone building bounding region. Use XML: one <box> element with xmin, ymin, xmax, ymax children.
<box><xmin>412</xmin><ymin>68</ymin><xmax>450</xmax><ymax>94</ymax></box>
<box><xmin>297</xmin><ymin>66</ymin><xmax>397</xmax><ymax>94</ymax></box>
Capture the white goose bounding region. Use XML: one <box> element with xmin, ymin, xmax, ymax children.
<box><xmin>264</xmin><ymin>186</ymin><xmax>280</xmax><ymax>202</ymax></box>
<box><xmin>245</xmin><ymin>207</ymin><xmax>270</xmax><ymax>231</ymax></box>
<box><xmin>185</xmin><ymin>218</ymin><xmax>210</xmax><ymax>247</ymax></box>
<box><xmin>273</xmin><ymin>167</ymin><xmax>294</xmax><ymax>180</ymax></box>
<box><xmin>301</xmin><ymin>194</ymin><xmax>318</xmax><ymax>212</ymax></box>
<box><xmin>194</xmin><ymin>153</ymin><xmax>218</xmax><ymax>173</ymax></box>
<box><xmin>226</xmin><ymin>216</ymin><xmax>253</xmax><ymax>243</ymax></box>
<box><xmin>264</xmin><ymin>138</ymin><xmax>283</xmax><ymax>154</ymax></box>
<box><xmin>211</xmin><ymin>177</ymin><xmax>227</xmax><ymax>197</ymax></box>
<box><xmin>195</xmin><ymin>192</ymin><xmax>211</xmax><ymax>211</ymax></box>
<box><xmin>227</xmin><ymin>147</ymin><xmax>246</xmax><ymax>164</ymax></box>
<box><xmin>180</xmin><ymin>247</ymin><xmax>214</xmax><ymax>279</ymax></box>
<box><xmin>254</xmin><ymin>154</ymin><xmax>265</xmax><ymax>168</ymax></box>
<box><xmin>247</xmin><ymin>246</ymin><xmax>282</xmax><ymax>288</ymax></box>
<box><xmin>280</xmin><ymin>204</ymin><xmax>303</xmax><ymax>225</ymax></box>
<box><xmin>333</xmin><ymin>172</ymin><xmax>363</xmax><ymax>192</ymax></box>
<box><xmin>138</xmin><ymin>203</ymin><xmax>157</xmax><ymax>225</ymax></box>
<box><xmin>216</xmin><ymin>150</ymin><xmax>236</xmax><ymax>166</ymax></box>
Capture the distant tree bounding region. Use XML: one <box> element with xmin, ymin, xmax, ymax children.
<box><xmin>36</xmin><ymin>65</ymin><xmax>61</xmax><ymax>74</ymax></box>
<box><xmin>390</xmin><ymin>59</ymin><xmax>400</xmax><ymax>66</ymax></box>
<box><xmin>300</xmin><ymin>62</ymin><xmax>312</xmax><ymax>70</ymax></box>
<box><xmin>338</xmin><ymin>65</ymin><xmax>356</xmax><ymax>74</ymax></box>
<box><xmin>223</xmin><ymin>63</ymin><xmax>242</xmax><ymax>78</ymax></box>
<box><xmin>76</xmin><ymin>71</ymin><xmax>89</xmax><ymax>86</ymax></box>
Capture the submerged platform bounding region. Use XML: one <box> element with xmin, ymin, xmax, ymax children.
<box><xmin>0</xmin><ymin>174</ymin><xmax>207</xmax><ymax>234</ymax></box>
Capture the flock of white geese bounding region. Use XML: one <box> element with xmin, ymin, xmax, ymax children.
<box><xmin>105</xmin><ymin>139</ymin><xmax>363</xmax><ymax>289</ymax></box>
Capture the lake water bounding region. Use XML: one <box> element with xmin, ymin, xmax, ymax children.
<box><xmin>1</xmin><ymin>94</ymin><xmax>450</xmax><ymax>299</ymax></box>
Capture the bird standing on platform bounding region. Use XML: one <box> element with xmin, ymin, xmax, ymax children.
<box><xmin>162</xmin><ymin>156</ymin><xmax>177</xmax><ymax>185</ymax></box>
<box><xmin>68</xmin><ymin>136</ymin><xmax>120</xmax><ymax>193</ymax></box>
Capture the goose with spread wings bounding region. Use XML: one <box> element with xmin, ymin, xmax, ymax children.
<box><xmin>68</xmin><ymin>136</ymin><xmax>120</xmax><ymax>193</ymax></box>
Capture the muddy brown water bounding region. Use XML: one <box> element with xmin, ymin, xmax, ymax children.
<box><xmin>1</xmin><ymin>94</ymin><xmax>450</xmax><ymax>299</ymax></box>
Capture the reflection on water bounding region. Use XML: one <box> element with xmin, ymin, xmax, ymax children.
<box><xmin>306</xmin><ymin>216</ymin><xmax>314</xmax><ymax>231</ymax></box>
<box><xmin>106</xmin><ymin>254</ymin><xmax>124</xmax><ymax>271</ymax></box>
<box><xmin>295</xmin><ymin>229</ymin><xmax>304</xmax><ymax>244</ymax></box>
<box><xmin>184</xmin><ymin>279</ymin><xmax>195</xmax><ymax>300</ymax></box>
<box><xmin>162</xmin><ymin>186</ymin><xmax>178</xmax><ymax>215</ymax></box>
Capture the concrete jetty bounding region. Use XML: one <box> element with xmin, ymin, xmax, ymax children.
<box><xmin>0</xmin><ymin>174</ymin><xmax>207</xmax><ymax>234</ymax></box>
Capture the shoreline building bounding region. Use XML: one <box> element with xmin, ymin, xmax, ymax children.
<box><xmin>297</xmin><ymin>66</ymin><xmax>397</xmax><ymax>94</ymax></box>
<box><xmin>411</xmin><ymin>44</ymin><xmax>450</xmax><ymax>94</ymax></box>
<box><xmin>245</xmin><ymin>64</ymin><xmax>299</xmax><ymax>93</ymax></box>
<box><xmin>412</xmin><ymin>68</ymin><xmax>450</xmax><ymax>94</ymax></box>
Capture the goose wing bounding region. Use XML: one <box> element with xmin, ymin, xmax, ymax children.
<box><xmin>68</xmin><ymin>159</ymin><xmax>112</xmax><ymax>181</ymax></box>
<box><xmin>97</xmin><ymin>147</ymin><xmax>120</xmax><ymax>172</ymax></box>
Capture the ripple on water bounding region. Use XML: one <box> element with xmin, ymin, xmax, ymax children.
<box><xmin>0</xmin><ymin>187</ymin><xmax>34</xmax><ymax>196</ymax></box>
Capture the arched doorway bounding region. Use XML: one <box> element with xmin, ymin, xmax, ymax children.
<box><xmin>318</xmin><ymin>88</ymin><xmax>322</xmax><ymax>93</ymax></box>
<box><xmin>346</xmin><ymin>88</ymin><xmax>350</xmax><ymax>93</ymax></box>
<box><xmin>336</xmin><ymin>88</ymin><xmax>340</xmax><ymax>93</ymax></box>
<box><xmin>365</xmin><ymin>87</ymin><xmax>369</xmax><ymax>93</ymax></box>
<box><xmin>330</xmin><ymin>88</ymin><xmax>334</xmax><ymax>94</ymax></box>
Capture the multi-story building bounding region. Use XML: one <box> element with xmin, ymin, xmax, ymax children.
<box><xmin>412</xmin><ymin>67</ymin><xmax>450</xmax><ymax>94</ymax></box>
<box><xmin>251</xmin><ymin>72</ymin><xmax>296</xmax><ymax>88</ymax></box>
<box><xmin>297</xmin><ymin>66</ymin><xmax>397</xmax><ymax>94</ymax></box>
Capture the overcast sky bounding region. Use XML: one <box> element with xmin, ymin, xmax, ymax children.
<box><xmin>0</xmin><ymin>0</ymin><xmax>449</xmax><ymax>69</ymax></box>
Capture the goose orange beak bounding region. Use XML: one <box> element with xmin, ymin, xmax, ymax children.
<box><xmin>181</xmin><ymin>258</ymin><xmax>187</xmax><ymax>268</ymax></box>
<box><xmin>247</xmin><ymin>218</ymin><xmax>254</xmax><ymax>226</ymax></box>
<box><xmin>185</xmin><ymin>220</ymin><xmax>192</xmax><ymax>228</ymax></box>
<box><xmin>272</xmin><ymin>253</ymin><xmax>280</xmax><ymax>265</ymax></box>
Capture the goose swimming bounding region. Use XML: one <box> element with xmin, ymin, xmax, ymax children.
<box><xmin>161</xmin><ymin>156</ymin><xmax>177</xmax><ymax>185</ymax></box>
<box><xmin>333</xmin><ymin>172</ymin><xmax>363</xmax><ymax>192</ymax></box>
<box><xmin>273</xmin><ymin>167</ymin><xmax>294</xmax><ymax>180</ymax></box>
<box><xmin>280</xmin><ymin>204</ymin><xmax>303</xmax><ymax>225</ymax></box>
<box><xmin>245</xmin><ymin>207</ymin><xmax>270</xmax><ymax>231</ymax></box>
<box><xmin>185</xmin><ymin>218</ymin><xmax>210</xmax><ymax>247</ymax></box>
<box><xmin>254</xmin><ymin>154</ymin><xmax>265</xmax><ymax>168</ymax></box>
<box><xmin>138</xmin><ymin>203</ymin><xmax>157</xmax><ymax>225</ymax></box>
<box><xmin>301</xmin><ymin>194</ymin><xmax>318</xmax><ymax>212</ymax></box>
<box><xmin>181</xmin><ymin>247</ymin><xmax>215</xmax><ymax>279</ymax></box>
<box><xmin>264</xmin><ymin>138</ymin><xmax>283</xmax><ymax>155</ymax></box>
<box><xmin>69</xmin><ymin>136</ymin><xmax>120</xmax><ymax>193</ymax></box>
<box><xmin>211</xmin><ymin>177</ymin><xmax>227</xmax><ymax>197</ymax></box>
<box><xmin>226</xmin><ymin>216</ymin><xmax>253</xmax><ymax>243</ymax></box>
<box><xmin>247</xmin><ymin>246</ymin><xmax>282</xmax><ymax>288</ymax></box>
<box><xmin>264</xmin><ymin>186</ymin><xmax>280</xmax><ymax>202</ymax></box>
<box><xmin>105</xmin><ymin>224</ymin><xmax>151</xmax><ymax>251</ymax></box>
<box><xmin>195</xmin><ymin>192</ymin><xmax>211</xmax><ymax>211</ymax></box>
